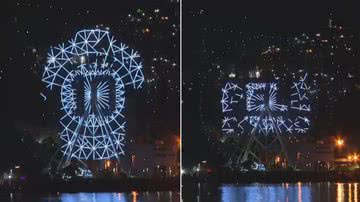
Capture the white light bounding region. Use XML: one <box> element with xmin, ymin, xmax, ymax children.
<box><xmin>255</xmin><ymin>71</ymin><xmax>260</xmax><ymax>78</ymax></box>
<box><xmin>48</xmin><ymin>56</ymin><xmax>56</xmax><ymax>63</ymax></box>
<box><xmin>80</xmin><ymin>56</ymin><xmax>86</xmax><ymax>64</ymax></box>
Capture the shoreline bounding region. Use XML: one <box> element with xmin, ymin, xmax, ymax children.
<box><xmin>0</xmin><ymin>177</ymin><xmax>180</xmax><ymax>194</ymax></box>
<box><xmin>182</xmin><ymin>170</ymin><xmax>360</xmax><ymax>184</ymax></box>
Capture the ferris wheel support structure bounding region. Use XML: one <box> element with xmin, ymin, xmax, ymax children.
<box><xmin>236</xmin><ymin>108</ymin><xmax>288</xmax><ymax>168</ymax></box>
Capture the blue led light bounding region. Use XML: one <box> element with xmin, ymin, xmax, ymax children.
<box><xmin>41</xmin><ymin>29</ymin><xmax>144</xmax><ymax>160</ymax></box>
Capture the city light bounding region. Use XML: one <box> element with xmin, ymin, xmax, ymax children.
<box><xmin>347</xmin><ymin>153</ymin><xmax>359</xmax><ymax>162</ymax></box>
<box><xmin>336</xmin><ymin>138</ymin><xmax>344</xmax><ymax>147</ymax></box>
<box><xmin>105</xmin><ymin>160</ymin><xmax>111</xmax><ymax>169</ymax></box>
<box><xmin>353</xmin><ymin>154</ymin><xmax>359</xmax><ymax>161</ymax></box>
<box><xmin>177</xmin><ymin>137</ymin><xmax>181</xmax><ymax>147</ymax></box>
<box><xmin>228</xmin><ymin>72</ymin><xmax>236</xmax><ymax>78</ymax></box>
<box><xmin>255</xmin><ymin>71</ymin><xmax>260</xmax><ymax>78</ymax></box>
<box><xmin>275</xmin><ymin>156</ymin><xmax>281</xmax><ymax>164</ymax></box>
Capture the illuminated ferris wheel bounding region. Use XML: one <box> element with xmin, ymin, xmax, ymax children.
<box><xmin>41</xmin><ymin>29</ymin><xmax>144</xmax><ymax>163</ymax></box>
<box><xmin>220</xmin><ymin>73</ymin><xmax>312</xmax><ymax>167</ymax></box>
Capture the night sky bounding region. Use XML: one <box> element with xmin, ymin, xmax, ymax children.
<box><xmin>3</xmin><ymin>0</ymin><xmax>360</xmax><ymax>170</ymax></box>
<box><xmin>183</xmin><ymin>0</ymin><xmax>360</xmax><ymax>166</ymax></box>
<box><xmin>0</xmin><ymin>0</ymin><xmax>179</xmax><ymax>146</ymax></box>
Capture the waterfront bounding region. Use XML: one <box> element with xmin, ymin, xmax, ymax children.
<box><xmin>0</xmin><ymin>191</ymin><xmax>179</xmax><ymax>202</ymax></box>
<box><xmin>183</xmin><ymin>182</ymin><xmax>360</xmax><ymax>202</ymax></box>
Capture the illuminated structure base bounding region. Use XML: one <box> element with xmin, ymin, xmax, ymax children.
<box><xmin>47</xmin><ymin>146</ymin><xmax>122</xmax><ymax>177</ymax></box>
<box><xmin>227</xmin><ymin>109</ymin><xmax>288</xmax><ymax>168</ymax></box>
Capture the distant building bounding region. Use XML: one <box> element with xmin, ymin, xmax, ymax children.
<box><xmin>124</xmin><ymin>135</ymin><xmax>180</xmax><ymax>178</ymax></box>
<box><xmin>287</xmin><ymin>136</ymin><xmax>356</xmax><ymax>171</ymax></box>
<box><xmin>293</xmin><ymin>140</ymin><xmax>334</xmax><ymax>171</ymax></box>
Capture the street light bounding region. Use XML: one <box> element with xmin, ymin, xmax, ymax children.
<box><xmin>353</xmin><ymin>154</ymin><xmax>359</xmax><ymax>161</ymax></box>
<box><xmin>347</xmin><ymin>153</ymin><xmax>359</xmax><ymax>164</ymax></box>
<box><xmin>275</xmin><ymin>156</ymin><xmax>281</xmax><ymax>164</ymax></box>
<box><xmin>336</xmin><ymin>138</ymin><xmax>344</xmax><ymax>147</ymax></box>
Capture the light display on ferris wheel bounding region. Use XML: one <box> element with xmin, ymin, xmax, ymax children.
<box><xmin>41</xmin><ymin>29</ymin><xmax>144</xmax><ymax>160</ymax></box>
<box><xmin>221</xmin><ymin>73</ymin><xmax>311</xmax><ymax>136</ymax></box>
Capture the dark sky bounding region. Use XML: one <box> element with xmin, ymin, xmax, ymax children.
<box><xmin>183</xmin><ymin>0</ymin><xmax>360</xmax><ymax>166</ymax></box>
<box><xmin>185</xmin><ymin>1</ymin><xmax>360</xmax><ymax>30</ymax></box>
<box><xmin>0</xmin><ymin>0</ymin><xmax>179</xmax><ymax>143</ymax></box>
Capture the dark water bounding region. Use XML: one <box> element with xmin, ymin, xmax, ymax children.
<box><xmin>183</xmin><ymin>182</ymin><xmax>360</xmax><ymax>202</ymax></box>
<box><xmin>0</xmin><ymin>191</ymin><xmax>180</xmax><ymax>202</ymax></box>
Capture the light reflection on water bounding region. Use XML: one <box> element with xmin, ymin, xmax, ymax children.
<box><xmin>221</xmin><ymin>182</ymin><xmax>311</xmax><ymax>202</ymax></box>
<box><xmin>0</xmin><ymin>191</ymin><xmax>179</xmax><ymax>202</ymax></box>
<box><xmin>183</xmin><ymin>182</ymin><xmax>360</xmax><ymax>202</ymax></box>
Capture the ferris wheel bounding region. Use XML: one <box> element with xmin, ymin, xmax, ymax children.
<box><xmin>220</xmin><ymin>73</ymin><xmax>312</xmax><ymax>167</ymax></box>
<box><xmin>41</xmin><ymin>29</ymin><xmax>144</xmax><ymax>165</ymax></box>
